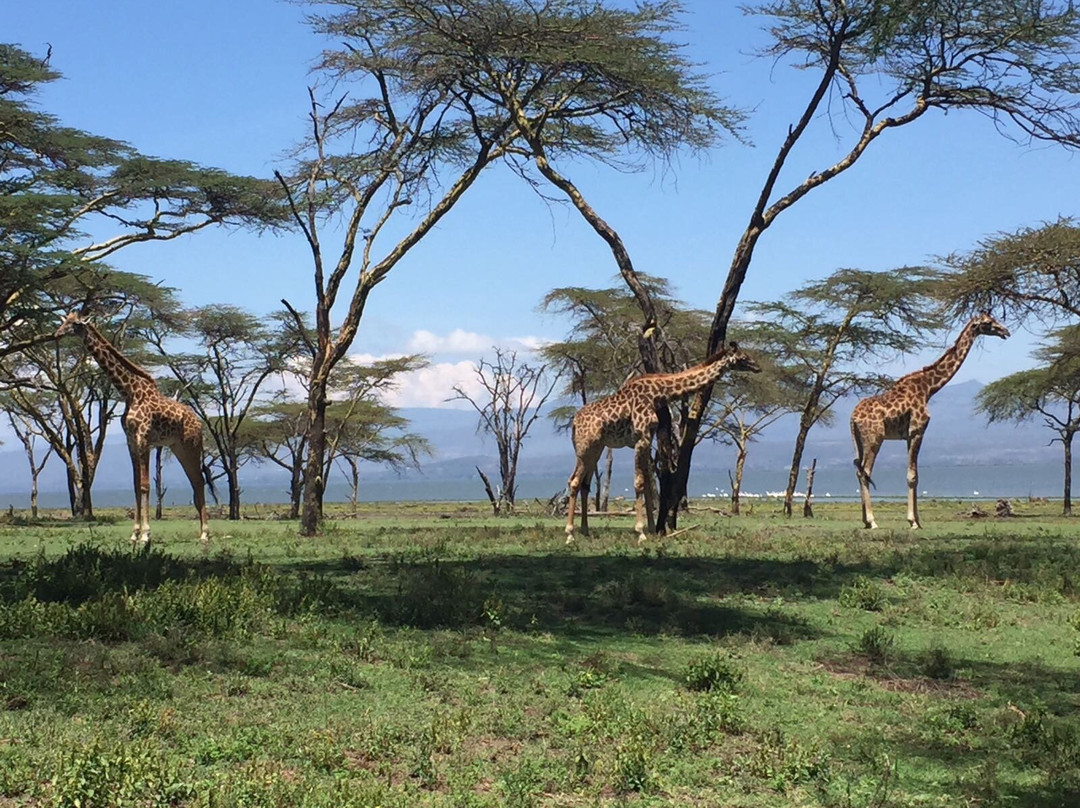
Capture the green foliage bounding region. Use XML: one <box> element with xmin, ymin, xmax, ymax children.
<box><xmin>855</xmin><ymin>625</ymin><xmax>896</xmax><ymax>666</ymax></box>
<box><xmin>682</xmin><ymin>648</ymin><xmax>745</xmax><ymax>693</ymax></box>
<box><xmin>916</xmin><ymin>644</ymin><xmax>957</xmax><ymax>681</ymax></box>
<box><xmin>839</xmin><ymin>576</ymin><xmax>889</xmax><ymax>612</ymax></box>
<box><xmin>45</xmin><ymin>741</ymin><xmax>194</xmax><ymax>808</ymax></box>
<box><xmin>0</xmin><ymin>44</ymin><xmax>281</xmax><ymax>358</ymax></box>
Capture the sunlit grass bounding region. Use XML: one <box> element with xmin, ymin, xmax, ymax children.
<box><xmin>1</xmin><ymin>499</ymin><xmax>1078</xmax><ymax>806</ymax></box>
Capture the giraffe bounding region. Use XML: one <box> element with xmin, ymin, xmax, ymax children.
<box><xmin>566</xmin><ymin>342</ymin><xmax>761</xmax><ymax>544</ymax></box>
<box><xmin>850</xmin><ymin>313</ymin><xmax>1010</xmax><ymax>530</ymax></box>
<box><xmin>54</xmin><ymin>311</ymin><xmax>211</xmax><ymax>544</ymax></box>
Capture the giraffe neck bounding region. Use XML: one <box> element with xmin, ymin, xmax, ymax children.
<box><xmin>922</xmin><ymin>321</ymin><xmax>979</xmax><ymax>398</ymax></box>
<box><xmin>652</xmin><ymin>352</ymin><xmax>736</xmax><ymax>399</ymax></box>
<box><xmin>77</xmin><ymin>321</ymin><xmax>158</xmax><ymax>402</ymax></box>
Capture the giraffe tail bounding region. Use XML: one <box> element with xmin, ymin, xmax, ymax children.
<box><xmin>851</xmin><ymin>421</ymin><xmax>875</xmax><ymax>489</ymax></box>
<box><xmin>202</xmin><ymin>462</ymin><xmax>220</xmax><ymax>505</ymax></box>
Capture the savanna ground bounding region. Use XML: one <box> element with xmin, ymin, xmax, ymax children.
<box><xmin>1</xmin><ymin>497</ymin><xmax>1079</xmax><ymax>807</ymax></box>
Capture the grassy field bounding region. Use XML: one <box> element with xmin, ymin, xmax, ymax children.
<box><xmin>1</xmin><ymin>498</ymin><xmax>1079</xmax><ymax>807</ymax></box>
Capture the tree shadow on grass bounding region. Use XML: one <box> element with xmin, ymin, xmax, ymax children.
<box><xmin>884</xmin><ymin>538</ymin><xmax>1080</xmax><ymax>598</ymax></box>
<box><xmin>288</xmin><ymin>551</ymin><xmax>844</xmax><ymax>642</ymax></box>
<box><xmin>824</xmin><ymin>648</ymin><xmax>1080</xmax><ymax>808</ymax></box>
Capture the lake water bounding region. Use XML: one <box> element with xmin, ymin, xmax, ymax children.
<box><xmin>5</xmin><ymin>462</ymin><xmax>1070</xmax><ymax>510</ymax></box>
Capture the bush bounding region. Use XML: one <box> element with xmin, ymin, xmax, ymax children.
<box><xmin>855</xmin><ymin>625</ymin><xmax>895</xmax><ymax>666</ymax></box>
<box><xmin>839</xmin><ymin>576</ymin><xmax>888</xmax><ymax>612</ymax></box>
<box><xmin>682</xmin><ymin>649</ymin><xmax>744</xmax><ymax>693</ymax></box>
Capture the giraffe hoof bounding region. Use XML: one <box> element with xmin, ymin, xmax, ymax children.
<box><xmin>565</xmin><ymin>535</ymin><xmax>576</xmax><ymax>546</ymax></box>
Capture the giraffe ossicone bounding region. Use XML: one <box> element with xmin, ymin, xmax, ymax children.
<box><xmin>850</xmin><ymin>313</ymin><xmax>1010</xmax><ymax>530</ymax></box>
<box><xmin>565</xmin><ymin>342</ymin><xmax>761</xmax><ymax>544</ymax></box>
<box><xmin>54</xmin><ymin>311</ymin><xmax>212</xmax><ymax>545</ymax></box>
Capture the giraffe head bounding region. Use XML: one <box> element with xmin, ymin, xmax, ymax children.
<box><xmin>54</xmin><ymin>310</ymin><xmax>86</xmax><ymax>338</ymax></box>
<box><xmin>725</xmin><ymin>342</ymin><xmax>761</xmax><ymax>374</ymax></box>
<box><xmin>971</xmin><ymin>312</ymin><xmax>1010</xmax><ymax>340</ymax></box>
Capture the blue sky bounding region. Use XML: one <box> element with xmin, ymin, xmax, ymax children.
<box><xmin>10</xmin><ymin>0</ymin><xmax>1080</xmax><ymax>407</ymax></box>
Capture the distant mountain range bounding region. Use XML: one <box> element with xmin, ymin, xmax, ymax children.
<box><xmin>0</xmin><ymin>380</ymin><xmax>1063</xmax><ymax>503</ymax></box>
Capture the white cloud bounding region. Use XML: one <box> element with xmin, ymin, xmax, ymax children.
<box><xmin>407</xmin><ymin>328</ymin><xmax>492</xmax><ymax>356</ymax></box>
<box><xmin>269</xmin><ymin>330</ymin><xmax>551</xmax><ymax>411</ymax></box>
<box><xmin>405</xmin><ymin>328</ymin><xmax>549</xmax><ymax>358</ymax></box>
<box><xmin>382</xmin><ymin>360</ymin><xmax>484</xmax><ymax>409</ymax></box>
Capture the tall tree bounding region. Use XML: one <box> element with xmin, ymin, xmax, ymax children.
<box><xmin>475</xmin><ymin>1</ymin><xmax>741</xmax><ymax>533</ymax></box>
<box><xmin>280</xmin><ymin>0</ymin><xmax>738</xmax><ymax>535</ymax></box>
<box><xmin>672</xmin><ymin>0</ymin><xmax>1080</xmax><ymax>525</ymax></box>
<box><xmin>451</xmin><ymin>348</ymin><xmax>559</xmax><ymax>514</ymax></box>
<box><xmin>0</xmin><ymin>44</ymin><xmax>281</xmax><ymax>358</ymax></box>
<box><xmin>743</xmin><ymin>268</ymin><xmax>943</xmax><ymax>517</ymax></box>
<box><xmin>977</xmin><ymin>326</ymin><xmax>1080</xmax><ymax>515</ymax></box>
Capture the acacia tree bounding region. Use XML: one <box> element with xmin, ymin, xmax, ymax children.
<box><xmin>977</xmin><ymin>326</ymin><xmax>1080</xmax><ymax>515</ymax></box>
<box><xmin>452</xmin><ymin>348</ymin><xmax>559</xmax><ymax>514</ymax></box>
<box><xmin>245</xmin><ymin>353</ymin><xmax>429</xmax><ymax>518</ymax></box>
<box><xmin>144</xmin><ymin>305</ymin><xmax>290</xmax><ymax>520</ymax></box>
<box><xmin>709</xmin><ymin>350</ymin><xmax>802</xmax><ymax>515</ymax></box>
<box><xmin>331</xmin><ymin>398</ymin><xmax>432</xmax><ymax>513</ymax></box>
<box><xmin>279</xmin><ymin>0</ymin><xmax>738</xmax><ymax>535</ymax></box>
<box><xmin>938</xmin><ymin>218</ymin><xmax>1080</xmax><ymax>323</ymax></box>
<box><xmin>671</xmin><ymin>0</ymin><xmax>1080</xmax><ymax>527</ymax></box>
<box><xmin>540</xmin><ymin>277</ymin><xmax>711</xmax><ymax>511</ymax></box>
<box><xmin>0</xmin><ymin>44</ymin><xmax>281</xmax><ymax>358</ymax></box>
<box><xmin>743</xmin><ymin>268</ymin><xmax>943</xmax><ymax>517</ymax></box>
<box><xmin>474</xmin><ymin>2</ymin><xmax>740</xmax><ymax>532</ymax></box>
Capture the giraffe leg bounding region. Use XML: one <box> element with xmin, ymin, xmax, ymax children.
<box><xmin>176</xmin><ymin>441</ymin><xmax>209</xmax><ymax>543</ymax></box>
<box><xmin>907</xmin><ymin>431</ymin><xmax>924</xmax><ymax>530</ymax></box>
<box><xmin>133</xmin><ymin>447</ymin><xmax>151</xmax><ymax>545</ymax></box>
<box><xmin>127</xmin><ymin>443</ymin><xmax>143</xmax><ymax>544</ymax></box>
<box><xmin>579</xmin><ymin>475</ymin><xmax>591</xmax><ymax>538</ymax></box>
<box><xmin>858</xmin><ymin>441</ymin><xmax>881</xmax><ymax>530</ymax></box>
<box><xmin>633</xmin><ymin>440</ymin><xmax>652</xmax><ymax>544</ymax></box>
<box><xmin>566</xmin><ymin>451</ymin><xmax>601</xmax><ymax>545</ymax></box>
<box><xmin>566</xmin><ymin>458</ymin><xmax>586</xmax><ymax>544</ymax></box>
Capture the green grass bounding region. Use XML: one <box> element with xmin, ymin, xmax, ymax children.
<box><xmin>1</xmin><ymin>498</ymin><xmax>1079</xmax><ymax>806</ymax></box>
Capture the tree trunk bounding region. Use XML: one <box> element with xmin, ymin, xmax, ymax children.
<box><xmin>226</xmin><ymin>461</ymin><xmax>241</xmax><ymax>521</ymax></box>
<box><xmin>154</xmin><ymin>446</ymin><xmax>165</xmax><ymax>520</ymax></box>
<box><xmin>1064</xmin><ymin>432</ymin><xmax>1073</xmax><ymax>517</ymax></box>
<box><xmin>289</xmin><ymin>460</ymin><xmax>303</xmax><ymax>520</ymax></box>
<box><xmin>600</xmin><ymin>448</ymin><xmax>613</xmax><ymax>512</ymax></box>
<box><xmin>348</xmin><ymin>462</ymin><xmax>360</xmax><ymax>516</ymax></box>
<box><xmin>66</xmin><ymin>466</ymin><xmax>81</xmax><ymax>517</ymax></box>
<box><xmin>30</xmin><ymin>471</ymin><xmax>39</xmax><ymax>519</ymax></box>
<box><xmin>803</xmin><ymin>457</ymin><xmax>817</xmax><ymax>518</ymax></box>
<box><xmin>477</xmin><ymin>466</ymin><xmax>499</xmax><ymax>516</ymax></box>
<box><xmin>784</xmin><ymin>420</ymin><xmax>813</xmax><ymax>518</ymax></box>
<box><xmin>300</xmin><ymin>381</ymin><xmax>329</xmax><ymax>536</ymax></box>
<box><xmin>731</xmin><ymin>444</ymin><xmax>747</xmax><ymax>515</ymax></box>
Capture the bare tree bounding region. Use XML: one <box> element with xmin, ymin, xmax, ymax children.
<box><xmin>451</xmin><ymin>348</ymin><xmax>559</xmax><ymax>514</ymax></box>
<box><xmin>3</xmin><ymin>403</ymin><xmax>54</xmax><ymax>519</ymax></box>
